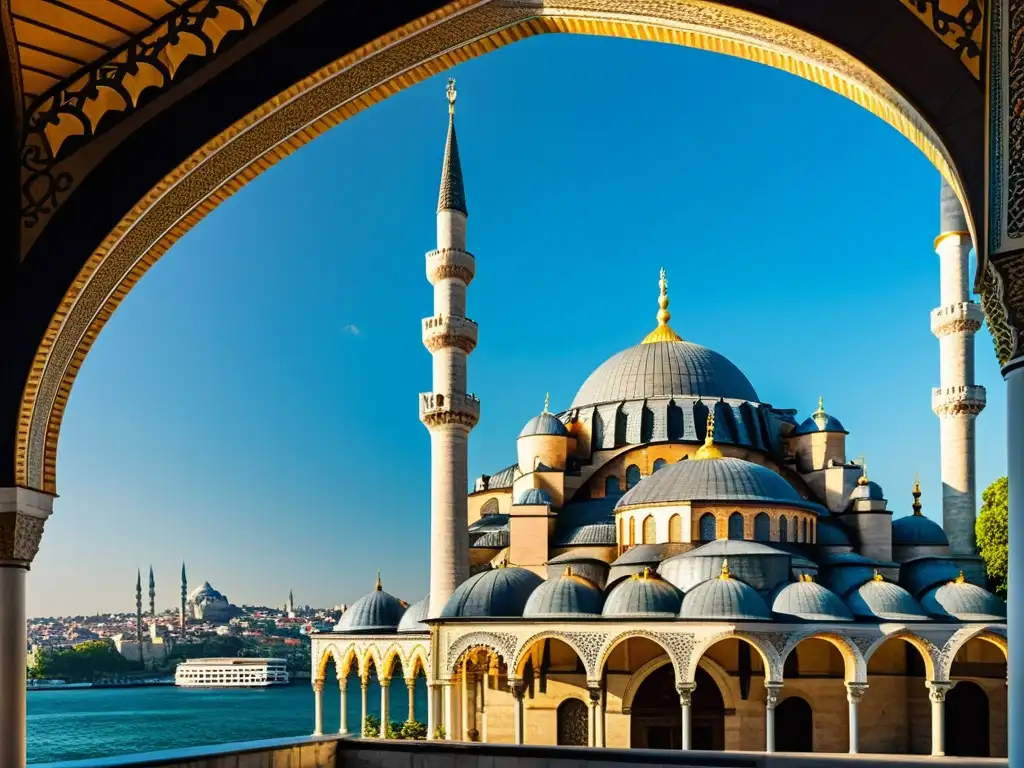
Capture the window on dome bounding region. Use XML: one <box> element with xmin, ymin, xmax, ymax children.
<box><xmin>605</xmin><ymin>476</ymin><xmax>620</xmax><ymax>497</ymax></box>
<box><xmin>668</xmin><ymin>514</ymin><xmax>682</xmax><ymax>543</ymax></box>
<box><xmin>626</xmin><ymin>465</ymin><xmax>642</xmax><ymax>489</ymax></box>
<box><xmin>642</xmin><ymin>515</ymin><xmax>656</xmax><ymax>544</ymax></box>
<box><xmin>699</xmin><ymin>514</ymin><xmax>716</xmax><ymax>542</ymax></box>
<box><xmin>779</xmin><ymin>515</ymin><xmax>789</xmax><ymax>542</ymax></box>
<box><xmin>754</xmin><ymin>513</ymin><xmax>770</xmax><ymax>542</ymax></box>
<box><xmin>653</xmin><ymin>458</ymin><xmax>668</xmax><ymax>473</ymax></box>
<box><xmin>728</xmin><ymin>513</ymin><xmax>744</xmax><ymax>540</ymax></box>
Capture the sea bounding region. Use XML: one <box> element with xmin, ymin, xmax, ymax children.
<box><xmin>27</xmin><ymin>678</ymin><xmax>429</xmax><ymax>765</ymax></box>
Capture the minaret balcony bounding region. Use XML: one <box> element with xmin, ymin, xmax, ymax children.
<box><xmin>930</xmin><ymin>302</ymin><xmax>984</xmax><ymax>336</ymax></box>
<box><xmin>419</xmin><ymin>391</ymin><xmax>480</xmax><ymax>429</ymax></box>
<box><xmin>422</xmin><ymin>314</ymin><xmax>478</xmax><ymax>353</ymax></box>
<box><xmin>932</xmin><ymin>385</ymin><xmax>987</xmax><ymax>417</ymax></box>
<box><xmin>425</xmin><ymin>248</ymin><xmax>475</xmax><ymax>285</ymax></box>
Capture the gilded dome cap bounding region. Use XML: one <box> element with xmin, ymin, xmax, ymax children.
<box><xmin>440</xmin><ymin>566</ymin><xmax>544</xmax><ymax>619</ymax></box>
<box><xmin>523</xmin><ymin>568</ymin><xmax>604</xmax><ymax>618</ymax></box>
<box><xmin>678</xmin><ymin>561</ymin><xmax>772</xmax><ymax>621</ymax></box>
<box><xmin>771</xmin><ymin>578</ymin><xmax>853</xmax><ymax>622</ymax></box>
<box><xmin>602</xmin><ymin>567</ymin><xmax>682</xmax><ymax>618</ymax></box>
<box><xmin>920</xmin><ymin>576</ymin><xmax>1006</xmax><ymax>621</ymax></box>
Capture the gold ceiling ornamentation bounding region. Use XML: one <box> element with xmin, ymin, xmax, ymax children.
<box><xmin>897</xmin><ymin>0</ymin><xmax>984</xmax><ymax>79</ymax></box>
<box><xmin>20</xmin><ymin>0</ymin><xmax>268</xmax><ymax>231</ymax></box>
<box><xmin>14</xmin><ymin>0</ymin><xmax>972</xmax><ymax>493</ymax></box>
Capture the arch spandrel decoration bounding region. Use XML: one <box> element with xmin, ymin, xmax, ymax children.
<box><xmin>595</xmin><ymin>630</ymin><xmax>696</xmax><ymax>683</ymax></box>
<box><xmin>15</xmin><ymin>0</ymin><xmax>979</xmax><ymax>495</ymax></box>
<box><xmin>687</xmin><ymin>629</ymin><xmax>784</xmax><ymax>683</ymax></box>
<box><xmin>938</xmin><ymin>625</ymin><xmax>1008</xmax><ymax>680</ymax></box>
<box><xmin>778</xmin><ymin>630</ymin><xmax>868</xmax><ymax>683</ymax></box>
<box><xmin>444</xmin><ymin>631</ymin><xmax>518</xmax><ymax>678</ymax></box>
<box><xmin>512</xmin><ymin>630</ymin><xmax>605</xmax><ymax>679</ymax></box>
<box><xmin>862</xmin><ymin>629</ymin><xmax>943</xmax><ymax>681</ymax></box>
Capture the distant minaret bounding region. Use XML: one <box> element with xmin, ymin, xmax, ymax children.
<box><xmin>421</xmin><ymin>78</ymin><xmax>479</xmax><ymax>618</ymax></box>
<box><xmin>288</xmin><ymin>589</ymin><xmax>294</xmax><ymax>614</ymax></box>
<box><xmin>931</xmin><ymin>178</ymin><xmax>986</xmax><ymax>556</ymax></box>
<box><xmin>135</xmin><ymin>569</ymin><xmax>143</xmax><ymax>644</ymax></box>
<box><xmin>148</xmin><ymin>565</ymin><xmax>156</xmax><ymax>617</ymax></box>
<box><xmin>179</xmin><ymin>562</ymin><xmax>187</xmax><ymax>637</ymax></box>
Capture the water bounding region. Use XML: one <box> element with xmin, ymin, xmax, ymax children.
<box><xmin>27</xmin><ymin>678</ymin><xmax>429</xmax><ymax>764</ymax></box>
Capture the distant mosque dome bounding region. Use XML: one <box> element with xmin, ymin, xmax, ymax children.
<box><xmin>187</xmin><ymin>581</ymin><xmax>239</xmax><ymax>622</ymax></box>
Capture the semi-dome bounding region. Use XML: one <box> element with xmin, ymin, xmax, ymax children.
<box><xmin>602</xmin><ymin>568</ymin><xmax>683</xmax><ymax>618</ymax></box>
<box><xmin>334</xmin><ymin>577</ymin><xmax>407</xmax><ymax>633</ymax></box>
<box><xmin>471</xmin><ymin>529</ymin><xmax>509</xmax><ymax>548</ymax></box>
<box><xmin>772</xmin><ymin>578</ymin><xmax>853</xmax><ymax>622</ymax></box>
<box><xmin>519</xmin><ymin>409</ymin><xmax>569</xmax><ymax>438</ymax></box>
<box><xmin>515</xmin><ymin>488</ymin><xmax>553</xmax><ymax>506</ymax></box>
<box><xmin>679</xmin><ymin>563</ymin><xmax>772</xmax><ymax>621</ymax></box>
<box><xmin>440</xmin><ymin>566</ymin><xmax>544</xmax><ymax>619</ymax></box>
<box><xmin>920</xmin><ymin>577</ymin><xmax>1006</xmax><ymax>621</ymax></box>
<box><xmin>845</xmin><ymin>576</ymin><xmax>928</xmax><ymax>621</ymax></box>
<box><xmin>523</xmin><ymin>568</ymin><xmax>604</xmax><ymax>618</ymax></box>
<box><xmin>616</xmin><ymin>456</ymin><xmax>817</xmax><ymax>511</ymax></box>
<box><xmin>552</xmin><ymin>522</ymin><xmax>616</xmax><ymax>546</ymax></box>
<box><xmin>892</xmin><ymin>514</ymin><xmax>948</xmax><ymax>546</ymax></box>
<box><xmin>397</xmin><ymin>596</ymin><xmax>430</xmax><ymax>633</ymax></box>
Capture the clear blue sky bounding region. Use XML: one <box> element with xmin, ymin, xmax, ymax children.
<box><xmin>28</xmin><ymin>33</ymin><xmax>1006</xmax><ymax>617</ymax></box>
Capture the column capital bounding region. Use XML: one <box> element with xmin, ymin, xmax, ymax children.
<box><xmin>312</xmin><ymin>679</ymin><xmax>325</xmax><ymax>693</ymax></box>
<box><xmin>508</xmin><ymin>677</ymin><xmax>525</xmax><ymax>699</ymax></box>
<box><xmin>926</xmin><ymin>680</ymin><xmax>955</xmax><ymax>703</ymax></box>
<box><xmin>405</xmin><ymin>677</ymin><xmax>417</xmax><ymax>689</ymax></box>
<box><xmin>845</xmin><ymin>682</ymin><xmax>868</xmax><ymax>703</ymax></box>
<box><xmin>675</xmin><ymin>681</ymin><xmax>696</xmax><ymax>707</ymax></box>
<box><xmin>337</xmin><ymin>677</ymin><xmax>348</xmax><ymax>691</ymax></box>
<box><xmin>360</xmin><ymin>676</ymin><xmax>370</xmax><ymax>690</ymax></box>
<box><xmin>764</xmin><ymin>681</ymin><xmax>784</xmax><ymax>710</ymax></box>
<box><xmin>587</xmin><ymin>683</ymin><xmax>602</xmax><ymax>704</ymax></box>
<box><xmin>0</xmin><ymin>487</ymin><xmax>54</xmax><ymax>568</ymax></box>
<box><xmin>379</xmin><ymin>677</ymin><xmax>391</xmax><ymax>689</ymax></box>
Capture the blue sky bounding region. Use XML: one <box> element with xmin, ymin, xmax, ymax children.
<box><xmin>29</xmin><ymin>33</ymin><xmax>1006</xmax><ymax>617</ymax></box>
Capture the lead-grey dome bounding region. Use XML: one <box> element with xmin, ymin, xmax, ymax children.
<box><xmin>679</xmin><ymin>573</ymin><xmax>772</xmax><ymax>621</ymax></box>
<box><xmin>849</xmin><ymin>480</ymin><xmax>885</xmax><ymax>504</ymax></box>
<box><xmin>515</xmin><ymin>488</ymin><xmax>552</xmax><ymax>506</ymax></box>
<box><xmin>397</xmin><ymin>596</ymin><xmax>430</xmax><ymax>633</ymax></box>
<box><xmin>845</xmin><ymin>579</ymin><xmax>928</xmax><ymax>621</ymax></box>
<box><xmin>523</xmin><ymin>570</ymin><xmax>604</xmax><ymax>618</ymax></box>
<box><xmin>602</xmin><ymin>570</ymin><xmax>682</xmax><ymax>618</ymax></box>
<box><xmin>771</xmin><ymin>580</ymin><xmax>853</xmax><ymax>622</ymax></box>
<box><xmin>920</xmin><ymin>579</ymin><xmax>1006</xmax><ymax>621</ymax></box>
<box><xmin>520</xmin><ymin>412</ymin><xmax>569</xmax><ymax>438</ymax></box>
<box><xmin>617</xmin><ymin>456</ymin><xmax>817</xmax><ymax>511</ymax></box>
<box><xmin>440</xmin><ymin>567</ymin><xmax>544</xmax><ymax>618</ymax></box>
<box><xmin>334</xmin><ymin>585</ymin><xmax>407</xmax><ymax>633</ymax></box>
<box><xmin>659</xmin><ymin>540</ymin><xmax>791</xmax><ymax>594</ymax></box>
<box><xmin>892</xmin><ymin>515</ymin><xmax>948</xmax><ymax>546</ymax></box>
<box><xmin>571</xmin><ymin>341</ymin><xmax>759</xmax><ymax>408</ymax></box>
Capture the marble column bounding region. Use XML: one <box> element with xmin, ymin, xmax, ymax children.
<box><xmin>380</xmin><ymin>679</ymin><xmax>390</xmax><ymax>737</ymax></box>
<box><xmin>461</xmin><ymin>668</ymin><xmax>473</xmax><ymax>740</ymax></box>
<box><xmin>480</xmin><ymin>669</ymin><xmax>488</xmax><ymax>743</ymax></box>
<box><xmin>927</xmin><ymin>681</ymin><xmax>953</xmax><ymax>756</ymax></box>
<box><xmin>312</xmin><ymin>679</ymin><xmax>324</xmax><ymax>736</ymax></box>
<box><xmin>845</xmin><ymin>683</ymin><xmax>868</xmax><ymax>754</ymax></box>
<box><xmin>0</xmin><ymin>487</ymin><xmax>52</xmax><ymax>768</ymax></box>
<box><xmin>676</xmin><ymin>682</ymin><xmax>695</xmax><ymax>751</ymax></box>
<box><xmin>360</xmin><ymin>678</ymin><xmax>369</xmax><ymax>737</ymax></box>
<box><xmin>764</xmin><ymin>683</ymin><xmax>783</xmax><ymax>753</ymax></box>
<box><xmin>406</xmin><ymin>678</ymin><xmax>416</xmax><ymax>723</ymax></box>
<box><xmin>443</xmin><ymin>680</ymin><xmax>455</xmax><ymax>740</ymax></box>
<box><xmin>510</xmin><ymin>678</ymin><xmax>526</xmax><ymax>745</ymax></box>
<box><xmin>426</xmin><ymin>682</ymin><xmax>439</xmax><ymax>739</ymax></box>
<box><xmin>588</xmin><ymin>683</ymin><xmax>604</xmax><ymax>747</ymax></box>
<box><xmin>1007</xmin><ymin>356</ymin><xmax>1024</xmax><ymax>767</ymax></box>
<box><xmin>338</xmin><ymin>678</ymin><xmax>349</xmax><ymax>735</ymax></box>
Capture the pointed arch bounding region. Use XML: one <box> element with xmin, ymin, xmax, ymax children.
<box><xmin>361</xmin><ymin>644</ymin><xmax>385</xmax><ymax>680</ymax></box>
<box><xmin>405</xmin><ymin>645</ymin><xmax>429</xmax><ymax>681</ymax></box>
<box><xmin>380</xmin><ymin>643</ymin><xmax>405</xmax><ymax>680</ymax></box>
<box><xmin>316</xmin><ymin>643</ymin><xmax>342</xmax><ymax>681</ymax></box>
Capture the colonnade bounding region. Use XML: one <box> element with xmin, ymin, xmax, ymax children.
<box><xmin>311</xmin><ymin>673</ymin><xmax>422</xmax><ymax>737</ymax></box>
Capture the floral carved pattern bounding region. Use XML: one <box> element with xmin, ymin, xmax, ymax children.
<box><xmin>898</xmin><ymin>0</ymin><xmax>984</xmax><ymax>77</ymax></box>
<box><xmin>0</xmin><ymin>513</ymin><xmax>47</xmax><ymax>563</ymax></box>
<box><xmin>445</xmin><ymin>631</ymin><xmax>517</xmax><ymax>677</ymax></box>
<box><xmin>984</xmin><ymin>253</ymin><xmax>1024</xmax><ymax>364</ymax></box>
<box><xmin>1007</xmin><ymin>0</ymin><xmax>1024</xmax><ymax>237</ymax></box>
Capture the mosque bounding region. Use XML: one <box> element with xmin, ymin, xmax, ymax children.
<box><xmin>309</xmin><ymin>80</ymin><xmax>1007</xmax><ymax>757</ymax></box>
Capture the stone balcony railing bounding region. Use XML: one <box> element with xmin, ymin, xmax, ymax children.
<box><xmin>422</xmin><ymin>314</ymin><xmax>478</xmax><ymax>353</ymax></box>
<box><xmin>419</xmin><ymin>391</ymin><xmax>480</xmax><ymax>428</ymax></box>
<box><xmin>425</xmin><ymin>248</ymin><xmax>475</xmax><ymax>285</ymax></box>
<box><xmin>930</xmin><ymin>301</ymin><xmax>985</xmax><ymax>336</ymax></box>
<box><xmin>932</xmin><ymin>384</ymin><xmax>987</xmax><ymax>417</ymax></box>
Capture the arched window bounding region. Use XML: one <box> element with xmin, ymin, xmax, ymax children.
<box><xmin>556</xmin><ymin>698</ymin><xmax>588</xmax><ymax>746</ymax></box>
<box><xmin>810</xmin><ymin>518</ymin><xmax>816</xmax><ymax>543</ymax></box>
<box><xmin>728</xmin><ymin>512</ymin><xmax>744</xmax><ymax>540</ymax></box>
<box><xmin>753</xmin><ymin>513</ymin><xmax>770</xmax><ymax>542</ymax></box>
<box><xmin>629</xmin><ymin>517</ymin><xmax>636</xmax><ymax>547</ymax></box>
<box><xmin>626</xmin><ymin>464</ymin><xmax>642</xmax><ymax>489</ymax></box>
<box><xmin>668</xmin><ymin>514</ymin><xmax>682</xmax><ymax>543</ymax></box>
<box><xmin>699</xmin><ymin>514</ymin><xmax>716</xmax><ymax>542</ymax></box>
<box><xmin>653</xmin><ymin>458</ymin><xmax>668</xmax><ymax>473</ymax></box>
<box><xmin>642</xmin><ymin>515</ymin><xmax>656</xmax><ymax>544</ymax></box>
<box><xmin>779</xmin><ymin>516</ymin><xmax>788</xmax><ymax>542</ymax></box>
<box><xmin>480</xmin><ymin>498</ymin><xmax>500</xmax><ymax>517</ymax></box>
<box><xmin>605</xmin><ymin>476</ymin><xmax>620</xmax><ymax>497</ymax></box>
<box><xmin>799</xmin><ymin>517</ymin><xmax>807</xmax><ymax>543</ymax></box>
<box><xmin>618</xmin><ymin>517</ymin><xmax>624</xmax><ymax>549</ymax></box>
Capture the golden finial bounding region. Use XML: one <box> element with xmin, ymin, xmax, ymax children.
<box><xmin>632</xmin><ymin>566</ymin><xmax>654</xmax><ymax>581</ymax></box>
<box><xmin>564</xmin><ymin>565</ymin><xmax>573</xmax><ymax>578</ymax></box>
<box><xmin>872</xmin><ymin>569</ymin><xmax>884</xmax><ymax>582</ymax></box>
<box><xmin>719</xmin><ymin>559</ymin><xmax>731</xmax><ymax>580</ymax></box>
<box><xmin>446</xmin><ymin>77</ymin><xmax>457</xmax><ymax>115</ymax></box>
<box><xmin>954</xmin><ymin>570</ymin><xmax>965</xmax><ymax>584</ymax></box>
<box><xmin>912</xmin><ymin>472</ymin><xmax>922</xmax><ymax>516</ymax></box>
<box><xmin>375</xmin><ymin>570</ymin><xmax>382</xmax><ymax>591</ymax></box>
<box><xmin>641</xmin><ymin>268</ymin><xmax>683</xmax><ymax>344</ymax></box>
<box><xmin>694</xmin><ymin>409</ymin><xmax>724</xmax><ymax>460</ymax></box>
<box><xmin>543</xmin><ymin>392</ymin><xmax>550</xmax><ymax>414</ymax></box>
<box><xmin>856</xmin><ymin>456</ymin><xmax>869</xmax><ymax>486</ymax></box>
<box><xmin>812</xmin><ymin>396</ymin><xmax>827</xmax><ymax>429</ymax></box>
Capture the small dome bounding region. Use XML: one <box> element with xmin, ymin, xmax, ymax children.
<box><xmin>920</xmin><ymin>578</ymin><xmax>1006</xmax><ymax>621</ymax></box>
<box><xmin>892</xmin><ymin>515</ymin><xmax>948</xmax><ymax>546</ymax></box>
<box><xmin>552</xmin><ymin>522</ymin><xmax>616</xmax><ymax>546</ymax></box>
<box><xmin>334</xmin><ymin>581</ymin><xmax>407</xmax><ymax>633</ymax></box>
<box><xmin>792</xmin><ymin>397</ymin><xmax>847</xmax><ymax>435</ymax></box>
<box><xmin>772</xmin><ymin>579</ymin><xmax>853</xmax><ymax>622</ymax></box>
<box><xmin>845</xmin><ymin>577</ymin><xmax>928</xmax><ymax>621</ymax></box>
<box><xmin>659</xmin><ymin>540</ymin><xmax>790</xmax><ymax>594</ymax></box>
<box><xmin>816</xmin><ymin>519</ymin><xmax>852</xmax><ymax>547</ymax></box>
<box><xmin>602</xmin><ymin>569</ymin><xmax>682</xmax><ymax>618</ymax></box>
<box><xmin>612</xmin><ymin>543</ymin><xmax>683</xmax><ymax>566</ymax></box>
<box><xmin>849</xmin><ymin>479</ymin><xmax>885</xmax><ymax>503</ymax></box>
<box><xmin>397</xmin><ymin>596</ymin><xmax>430</xmax><ymax>633</ymax></box>
<box><xmin>523</xmin><ymin>569</ymin><xmax>605</xmax><ymax>617</ymax></box>
<box><xmin>679</xmin><ymin>566</ymin><xmax>772</xmax><ymax>621</ymax></box>
<box><xmin>515</xmin><ymin>488</ymin><xmax>552</xmax><ymax>506</ymax></box>
<box><xmin>519</xmin><ymin>411</ymin><xmax>569</xmax><ymax>438</ymax></box>
<box><xmin>440</xmin><ymin>567</ymin><xmax>544</xmax><ymax>618</ymax></box>
<box><xmin>471</xmin><ymin>529</ymin><xmax>509</xmax><ymax>548</ymax></box>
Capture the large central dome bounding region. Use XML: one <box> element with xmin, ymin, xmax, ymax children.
<box><xmin>571</xmin><ymin>339</ymin><xmax>759</xmax><ymax>408</ymax></box>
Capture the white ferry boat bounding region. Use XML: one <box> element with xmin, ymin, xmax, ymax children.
<box><xmin>174</xmin><ymin>658</ymin><xmax>289</xmax><ymax>688</ymax></box>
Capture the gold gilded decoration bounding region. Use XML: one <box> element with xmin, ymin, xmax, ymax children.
<box><xmin>631</xmin><ymin>565</ymin><xmax>655</xmax><ymax>581</ymax></box>
<box><xmin>0</xmin><ymin>512</ymin><xmax>47</xmax><ymax>564</ymax></box>
<box><xmin>897</xmin><ymin>0</ymin><xmax>984</xmax><ymax>78</ymax></box>
<box><xmin>954</xmin><ymin>570</ymin><xmax>966</xmax><ymax>584</ymax></box>
<box><xmin>564</xmin><ymin>565</ymin><xmax>573</xmax><ymax>577</ymax></box>
<box><xmin>375</xmin><ymin>569</ymin><xmax>383</xmax><ymax>591</ymax></box>
<box><xmin>912</xmin><ymin>472</ymin><xmax>923</xmax><ymax>515</ymax></box>
<box><xmin>14</xmin><ymin>0</ymin><xmax>972</xmax><ymax>493</ymax></box>
<box><xmin>719</xmin><ymin>559</ymin><xmax>731</xmax><ymax>580</ymax></box>
<box><xmin>872</xmin><ymin>569</ymin><xmax>884</xmax><ymax>582</ymax></box>
<box><xmin>642</xmin><ymin>267</ymin><xmax>683</xmax><ymax>344</ymax></box>
<box><xmin>694</xmin><ymin>410</ymin><xmax>724</xmax><ymax>460</ymax></box>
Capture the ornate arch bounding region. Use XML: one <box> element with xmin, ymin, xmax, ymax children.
<box><xmin>938</xmin><ymin>626</ymin><xmax>1008</xmax><ymax>680</ymax></box>
<box><xmin>596</xmin><ymin>630</ymin><xmax>691</xmax><ymax>682</ymax></box>
<box><xmin>513</xmin><ymin>631</ymin><xmax>601</xmax><ymax>679</ymax></box>
<box><xmin>688</xmin><ymin>630</ymin><xmax>783</xmax><ymax>683</ymax></box>
<box><xmin>405</xmin><ymin>644</ymin><xmax>429</xmax><ymax>680</ymax></box>
<box><xmin>316</xmin><ymin>642</ymin><xmax>342</xmax><ymax>681</ymax></box>
<box><xmin>380</xmin><ymin>642</ymin><xmax>406</xmax><ymax>680</ymax></box>
<box><xmin>620</xmin><ymin>654</ymin><xmax>736</xmax><ymax>711</ymax></box>
<box><xmin>444</xmin><ymin>631</ymin><xmax>517</xmax><ymax>678</ymax></box>
<box><xmin>780</xmin><ymin>630</ymin><xmax>867</xmax><ymax>683</ymax></box>
<box><xmin>863</xmin><ymin>629</ymin><xmax>941</xmax><ymax>680</ymax></box>
<box><xmin>337</xmin><ymin>643</ymin><xmax>361</xmax><ymax>679</ymax></box>
<box><xmin>361</xmin><ymin>643</ymin><xmax>385</xmax><ymax>680</ymax></box>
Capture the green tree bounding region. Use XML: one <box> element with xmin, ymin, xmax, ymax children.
<box><xmin>363</xmin><ymin>714</ymin><xmax>381</xmax><ymax>737</ymax></box>
<box><xmin>976</xmin><ymin>476</ymin><xmax>1008</xmax><ymax>598</ymax></box>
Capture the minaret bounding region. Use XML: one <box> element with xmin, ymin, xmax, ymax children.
<box><xmin>420</xmin><ymin>78</ymin><xmax>479</xmax><ymax>618</ymax></box>
<box><xmin>931</xmin><ymin>178</ymin><xmax>986</xmax><ymax>556</ymax></box>
<box><xmin>135</xmin><ymin>569</ymin><xmax>143</xmax><ymax>644</ymax></box>
<box><xmin>148</xmin><ymin>565</ymin><xmax>156</xmax><ymax>617</ymax></box>
<box><xmin>288</xmin><ymin>589</ymin><xmax>294</xmax><ymax>614</ymax></box>
<box><xmin>179</xmin><ymin>562</ymin><xmax>187</xmax><ymax>637</ymax></box>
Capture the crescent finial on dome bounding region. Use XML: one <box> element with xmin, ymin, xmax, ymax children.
<box><xmin>694</xmin><ymin>408</ymin><xmax>724</xmax><ymax>460</ymax></box>
<box><xmin>642</xmin><ymin>268</ymin><xmax>683</xmax><ymax>344</ymax></box>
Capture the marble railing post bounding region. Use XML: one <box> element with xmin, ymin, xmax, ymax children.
<box><xmin>510</xmin><ymin>678</ymin><xmax>526</xmax><ymax>745</ymax></box>
<box><xmin>764</xmin><ymin>683</ymin><xmax>783</xmax><ymax>753</ymax></box>
<box><xmin>360</xmin><ymin>678</ymin><xmax>369</xmax><ymax>737</ymax></box>
<box><xmin>338</xmin><ymin>678</ymin><xmax>349</xmax><ymax>735</ymax></box>
<box><xmin>676</xmin><ymin>682</ymin><xmax>696</xmax><ymax>751</ymax></box>
<box><xmin>927</xmin><ymin>681</ymin><xmax>954</xmax><ymax>756</ymax></box>
<box><xmin>379</xmin><ymin>678</ymin><xmax>390</xmax><ymax>737</ymax></box>
<box><xmin>406</xmin><ymin>678</ymin><xmax>416</xmax><ymax>723</ymax></box>
<box><xmin>846</xmin><ymin>683</ymin><xmax>868</xmax><ymax>754</ymax></box>
<box><xmin>312</xmin><ymin>679</ymin><xmax>324</xmax><ymax>736</ymax></box>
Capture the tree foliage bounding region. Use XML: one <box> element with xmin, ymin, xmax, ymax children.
<box><xmin>29</xmin><ymin>640</ymin><xmax>133</xmax><ymax>682</ymax></box>
<box><xmin>363</xmin><ymin>714</ymin><xmax>381</xmax><ymax>737</ymax></box>
<box><xmin>976</xmin><ymin>476</ymin><xmax>1008</xmax><ymax>598</ymax></box>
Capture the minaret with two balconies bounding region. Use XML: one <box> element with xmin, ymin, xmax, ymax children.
<box><xmin>931</xmin><ymin>178</ymin><xmax>986</xmax><ymax>556</ymax></box>
<box><xmin>420</xmin><ymin>79</ymin><xmax>479</xmax><ymax>617</ymax></box>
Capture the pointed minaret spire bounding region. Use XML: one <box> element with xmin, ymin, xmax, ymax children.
<box><xmin>437</xmin><ymin>77</ymin><xmax>467</xmax><ymax>215</ymax></box>
<box><xmin>543</xmin><ymin>392</ymin><xmax>550</xmax><ymax>414</ymax></box>
<box><xmin>135</xmin><ymin>569</ymin><xmax>143</xmax><ymax>644</ymax></box>
<box><xmin>642</xmin><ymin>268</ymin><xmax>683</xmax><ymax>343</ymax></box>
<box><xmin>148</xmin><ymin>565</ymin><xmax>156</xmax><ymax>617</ymax></box>
<box><xmin>912</xmin><ymin>473</ymin><xmax>923</xmax><ymax>516</ymax></box>
<box><xmin>180</xmin><ymin>561</ymin><xmax>187</xmax><ymax>638</ymax></box>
